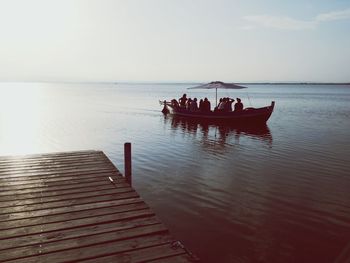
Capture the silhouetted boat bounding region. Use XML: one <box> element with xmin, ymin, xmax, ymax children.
<box><xmin>160</xmin><ymin>81</ymin><xmax>275</xmax><ymax>124</ymax></box>
<box><xmin>161</xmin><ymin>101</ymin><xmax>275</xmax><ymax>124</ymax></box>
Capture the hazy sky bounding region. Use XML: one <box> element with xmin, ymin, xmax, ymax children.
<box><xmin>1</xmin><ymin>0</ymin><xmax>349</xmax><ymax>82</ymax></box>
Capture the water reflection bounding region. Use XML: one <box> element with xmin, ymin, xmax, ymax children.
<box><xmin>164</xmin><ymin>115</ymin><xmax>273</xmax><ymax>148</ymax></box>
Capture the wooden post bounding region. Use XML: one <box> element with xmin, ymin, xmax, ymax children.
<box><xmin>124</xmin><ymin>142</ymin><xmax>132</xmax><ymax>186</ymax></box>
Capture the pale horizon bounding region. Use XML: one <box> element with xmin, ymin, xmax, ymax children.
<box><xmin>1</xmin><ymin>0</ymin><xmax>350</xmax><ymax>83</ymax></box>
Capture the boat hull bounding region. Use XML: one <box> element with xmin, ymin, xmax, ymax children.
<box><xmin>162</xmin><ymin>101</ymin><xmax>275</xmax><ymax>125</ymax></box>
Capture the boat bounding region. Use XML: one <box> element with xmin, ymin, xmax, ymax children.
<box><xmin>160</xmin><ymin>81</ymin><xmax>275</xmax><ymax>125</ymax></box>
<box><xmin>161</xmin><ymin>100</ymin><xmax>275</xmax><ymax>124</ymax></box>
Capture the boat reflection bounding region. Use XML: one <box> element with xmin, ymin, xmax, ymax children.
<box><xmin>164</xmin><ymin>115</ymin><xmax>273</xmax><ymax>148</ymax></box>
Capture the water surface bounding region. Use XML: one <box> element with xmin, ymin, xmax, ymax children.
<box><xmin>0</xmin><ymin>82</ymin><xmax>349</xmax><ymax>262</ymax></box>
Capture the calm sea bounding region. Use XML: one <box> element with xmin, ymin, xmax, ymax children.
<box><xmin>0</xmin><ymin>82</ymin><xmax>350</xmax><ymax>262</ymax></box>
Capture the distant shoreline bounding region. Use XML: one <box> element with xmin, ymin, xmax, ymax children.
<box><xmin>0</xmin><ymin>81</ymin><xmax>349</xmax><ymax>85</ymax></box>
<box><xmin>112</xmin><ymin>82</ymin><xmax>350</xmax><ymax>86</ymax></box>
<box><xmin>115</xmin><ymin>81</ymin><xmax>350</xmax><ymax>85</ymax></box>
<box><xmin>238</xmin><ymin>82</ymin><xmax>350</xmax><ymax>85</ymax></box>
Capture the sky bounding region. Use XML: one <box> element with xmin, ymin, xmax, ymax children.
<box><xmin>0</xmin><ymin>0</ymin><xmax>349</xmax><ymax>83</ymax></box>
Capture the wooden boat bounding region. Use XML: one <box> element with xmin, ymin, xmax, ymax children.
<box><xmin>160</xmin><ymin>100</ymin><xmax>275</xmax><ymax>124</ymax></box>
<box><xmin>160</xmin><ymin>81</ymin><xmax>275</xmax><ymax>124</ymax></box>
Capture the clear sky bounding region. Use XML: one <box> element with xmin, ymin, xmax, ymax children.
<box><xmin>0</xmin><ymin>0</ymin><xmax>349</xmax><ymax>82</ymax></box>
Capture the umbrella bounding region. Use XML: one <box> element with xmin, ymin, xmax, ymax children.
<box><xmin>188</xmin><ymin>81</ymin><xmax>247</xmax><ymax>106</ymax></box>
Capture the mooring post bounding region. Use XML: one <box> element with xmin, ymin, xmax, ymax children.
<box><xmin>124</xmin><ymin>142</ymin><xmax>132</xmax><ymax>186</ymax></box>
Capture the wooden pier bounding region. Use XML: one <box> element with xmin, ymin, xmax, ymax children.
<box><xmin>0</xmin><ymin>150</ymin><xmax>197</xmax><ymax>262</ymax></box>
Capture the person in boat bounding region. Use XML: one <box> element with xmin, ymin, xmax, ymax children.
<box><xmin>171</xmin><ymin>99</ymin><xmax>179</xmax><ymax>108</ymax></box>
<box><xmin>161</xmin><ymin>100</ymin><xmax>170</xmax><ymax>114</ymax></box>
<box><xmin>214</xmin><ymin>98</ymin><xmax>222</xmax><ymax>112</ymax></box>
<box><xmin>234</xmin><ymin>98</ymin><xmax>244</xmax><ymax>112</ymax></box>
<box><xmin>216</xmin><ymin>98</ymin><xmax>225</xmax><ymax>112</ymax></box>
<box><xmin>224</xmin><ymin>97</ymin><xmax>235</xmax><ymax>112</ymax></box>
<box><xmin>186</xmin><ymin>98</ymin><xmax>192</xmax><ymax>110</ymax></box>
<box><xmin>218</xmin><ymin>97</ymin><xmax>231</xmax><ymax>112</ymax></box>
<box><xmin>179</xmin><ymin>94</ymin><xmax>187</xmax><ymax>108</ymax></box>
<box><xmin>203</xmin><ymin>97</ymin><xmax>211</xmax><ymax>112</ymax></box>
<box><xmin>199</xmin><ymin>99</ymin><xmax>204</xmax><ymax>112</ymax></box>
<box><xmin>190</xmin><ymin>98</ymin><xmax>198</xmax><ymax>111</ymax></box>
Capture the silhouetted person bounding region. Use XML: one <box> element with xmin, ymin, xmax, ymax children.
<box><xmin>214</xmin><ymin>98</ymin><xmax>222</xmax><ymax>112</ymax></box>
<box><xmin>161</xmin><ymin>100</ymin><xmax>169</xmax><ymax>114</ymax></box>
<box><xmin>224</xmin><ymin>98</ymin><xmax>234</xmax><ymax>112</ymax></box>
<box><xmin>179</xmin><ymin>94</ymin><xmax>187</xmax><ymax>108</ymax></box>
<box><xmin>217</xmin><ymin>98</ymin><xmax>226</xmax><ymax>111</ymax></box>
<box><xmin>171</xmin><ymin>99</ymin><xmax>179</xmax><ymax>108</ymax></box>
<box><xmin>186</xmin><ymin>98</ymin><xmax>192</xmax><ymax>110</ymax></box>
<box><xmin>190</xmin><ymin>98</ymin><xmax>198</xmax><ymax>111</ymax></box>
<box><xmin>203</xmin><ymin>97</ymin><xmax>211</xmax><ymax>112</ymax></box>
<box><xmin>199</xmin><ymin>99</ymin><xmax>204</xmax><ymax>112</ymax></box>
<box><xmin>234</xmin><ymin>98</ymin><xmax>243</xmax><ymax>112</ymax></box>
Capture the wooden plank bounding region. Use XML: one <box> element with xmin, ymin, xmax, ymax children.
<box><xmin>0</xmin><ymin>191</ymin><xmax>138</xmax><ymax>214</ymax></box>
<box><xmin>0</xmin><ymin>161</ymin><xmax>107</xmax><ymax>172</ymax></box>
<box><xmin>0</xmin><ymin>157</ymin><xmax>111</xmax><ymax>169</ymax></box>
<box><xmin>0</xmin><ymin>187</ymin><xmax>132</xmax><ymax>208</ymax></box>
<box><xmin>0</xmin><ymin>197</ymin><xmax>144</xmax><ymax>222</ymax></box>
<box><xmin>0</xmin><ymin>170</ymin><xmax>123</xmax><ymax>188</ymax></box>
<box><xmin>0</xmin><ymin>167</ymin><xmax>118</xmax><ymax>180</ymax></box>
<box><xmin>0</xmin><ymin>150</ymin><xmax>101</xmax><ymax>162</ymax></box>
<box><xmin>0</xmin><ymin>172</ymin><xmax>115</xmax><ymax>186</ymax></box>
<box><xmin>0</xmin><ymin>169</ymin><xmax>122</xmax><ymax>182</ymax></box>
<box><xmin>79</xmin><ymin>244</ymin><xmax>191</xmax><ymax>263</ymax></box>
<box><xmin>0</xmin><ymin>163</ymin><xmax>116</xmax><ymax>177</ymax></box>
<box><xmin>0</xmin><ymin>155</ymin><xmax>109</xmax><ymax>168</ymax></box>
<box><xmin>0</xmin><ymin>208</ymin><xmax>154</xmax><ymax>239</ymax></box>
<box><xmin>0</xmin><ymin>162</ymin><xmax>114</xmax><ymax>176</ymax></box>
<box><xmin>6</xmin><ymin>234</ymin><xmax>173</xmax><ymax>263</ymax></box>
<box><xmin>0</xmin><ymin>224</ymin><xmax>168</xmax><ymax>261</ymax></box>
<box><xmin>0</xmin><ymin>180</ymin><xmax>114</xmax><ymax>197</ymax></box>
<box><xmin>0</xmin><ymin>176</ymin><xmax>110</xmax><ymax>192</ymax></box>
<box><xmin>0</xmin><ymin>151</ymin><xmax>116</xmax><ymax>172</ymax></box>
<box><xmin>0</xmin><ymin>183</ymin><xmax>127</xmax><ymax>202</ymax></box>
<box><xmin>0</xmin><ymin>217</ymin><xmax>160</xmax><ymax>250</ymax></box>
<box><xmin>0</xmin><ymin>155</ymin><xmax>112</xmax><ymax>171</ymax></box>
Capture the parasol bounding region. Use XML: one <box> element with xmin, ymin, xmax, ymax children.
<box><xmin>188</xmin><ymin>81</ymin><xmax>247</xmax><ymax>106</ymax></box>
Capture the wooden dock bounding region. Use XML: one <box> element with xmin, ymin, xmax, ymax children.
<box><xmin>0</xmin><ymin>150</ymin><xmax>197</xmax><ymax>262</ymax></box>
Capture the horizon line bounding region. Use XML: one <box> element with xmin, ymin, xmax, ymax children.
<box><xmin>0</xmin><ymin>80</ymin><xmax>349</xmax><ymax>85</ymax></box>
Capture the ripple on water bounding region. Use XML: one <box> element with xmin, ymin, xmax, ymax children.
<box><xmin>1</xmin><ymin>83</ymin><xmax>350</xmax><ymax>263</ymax></box>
